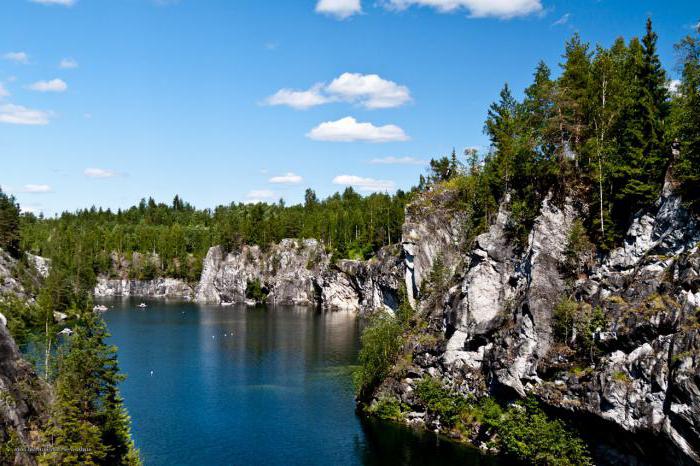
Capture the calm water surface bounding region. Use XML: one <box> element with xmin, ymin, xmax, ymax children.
<box><xmin>103</xmin><ymin>299</ymin><xmax>500</xmax><ymax>466</ymax></box>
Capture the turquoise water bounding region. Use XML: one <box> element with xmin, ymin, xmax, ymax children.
<box><xmin>103</xmin><ymin>299</ymin><xmax>499</xmax><ymax>466</ymax></box>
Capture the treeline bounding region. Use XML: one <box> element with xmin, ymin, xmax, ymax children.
<box><xmin>19</xmin><ymin>189</ymin><xmax>408</xmax><ymax>284</ymax></box>
<box><xmin>423</xmin><ymin>20</ymin><xmax>700</xmax><ymax>251</ymax></box>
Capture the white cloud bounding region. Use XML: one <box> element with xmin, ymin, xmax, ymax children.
<box><xmin>383</xmin><ymin>0</ymin><xmax>543</xmax><ymax>19</ymax></box>
<box><xmin>668</xmin><ymin>79</ymin><xmax>681</xmax><ymax>96</ymax></box>
<box><xmin>307</xmin><ymin>116</ymin><xmax>409</xmax><ymax>143</ymax></box>
<box><xmin>332</xmin><ymin>175</ymin><xmax>396</xmax><ymax>192</ymax></box>
<box><xmin>29</xmin><ymin>0</ymin><xmax>76</xmax><ymax>5</ymax></box>
<box><xmin>269</xmin><ymin>172</ymin><xmax>303</xmax><ymax>184</ymax></box>
<box><xmin>84</xmin><ymin>168</ymin><xmax>120</xmax><ymax>178</ymax></box>
<box><xmin>552</xmin><ymin>13</ymin><xmax>570</xmax><ymax>26</ymax></box>
<box><xmin>0</xmin><ymin>84</ymin><xmax>9</xmax><ymax>98</ymax></box>
<box><xmin>59</xmin><ymin>58</ymin><xmax>78</xmax><ymax>69</ymax></box>
<box><xmin>3</xmin><ymin>52</ymin><xmax>29</xmax><ymax>64</ymax></box>
<box><xmin>326</xmin><ymin>72</ymin><xmax>411</xmax><ymax>109</ymax></box>
<box><xmin>20</xmin><ymin>184</ymin><xmax>52</xmax><ymax>193</ymax></box>
<box><xmin>0</xmin><ymin>104</ymin><xmax>51</xmax><ymax>125</ymax></box>
<box><xmin>315</xmin><ymin>0</ymin><xmax>362</xmax><ymax>19</ymax></box>
<box><xmin>264</xmin><ymin>84</ymin><xmax>331</xmax><ymax>110</ymax></box>
<box><xmin>265</xmin><ymin>73</ymin><xmax>411</xmax><ymax>110</ymax></box>
<box><xmin>369</xmin><ymin>156</ymin><xmax>426</xmax><ymax>165</ymax></box>
<box><xmin>27</xmin><ymin>79</ymin><xmax>68</xmax><ymax>93</ymax></box>
<box><xmin>245</xmin><ymin>189</ymin><xmax>275</xmax><ymax>203</ymax></box>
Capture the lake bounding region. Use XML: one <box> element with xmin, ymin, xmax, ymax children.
<box><xmin>103</xmin><ymin>299</ymin><xmax>500</xmax><ymax>466</ymax></box>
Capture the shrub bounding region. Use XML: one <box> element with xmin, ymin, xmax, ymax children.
<box><xmin>366</xmin><ymin>396</ymin><xmax>408</xmax><ymax>422</ymax></box>
<box><xmin>415</xmin><ymin>377</ymin><xmax>471</xmax><ymax>427</ymax></box>
<box><xmin>245</xmin><ymin>278</ymin><xmax>267</xmax><ymax>303</ymax></box>
<box><xmin>499</xmin><ymin>397</ymin><xmax>592</xmax><ymax>466</ymax></box>
<box><xmin>563</xmin><ymin>220</ymin><xmax>596</xmax><ymax>277</ymax></box>
<box><xmin>353</xmin><ymin>313</ymin><xmax>404</xmax><ymax>397</ymax></box>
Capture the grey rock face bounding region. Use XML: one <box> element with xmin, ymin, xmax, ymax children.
<box><xmin>0</xmin><ymin>319</ymin><xmax>49</xmax><ymax>466</ymax></box>
<box><xmin>371</xmin><ymin>177</ymin><xmax>700</xmax><ymax>464</ymax></box>
<box><xmin>194</xmin><ymin>239</ymin><xmax>402</xmax><ymax>312</ymax></box>
<box><xmin>402</xmin><ymin>187</ymin><xmax>467</xmax><ymax>305</ymax></box>
<box><xmin>195</xmin><ymin>239</ymin><xmax>325</xmax><ymax>306</ymax></box>
<box><xmin>0</xmin><ymin>249</ymin><xmax>26</xmax><ymax>299</ymax></box>
<box><xmin>94</xmin><ymin>277</ymin><xmax>194</xmax><ymax>299</ymax></box>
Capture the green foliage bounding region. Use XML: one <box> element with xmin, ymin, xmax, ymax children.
<box><xmin>366</xmin><ymin>396</ymin><xmax>408</xmax><ymax>422</ymax></box>
<box><xmin>673</xmin><ymin>24</ymin><xmax>700</xmax><ymax>210</ymax></box>
<box><xmin>410</xmin><ymin>379</ymin><xmax>590</xmax><ymax>464</ymax></box>
<box><xmin>563</xmin><ymin>220</ymin><xmax>595</xmax><ymax>277</ymax></box>
<box><xmin>553</xmin><ymin>298</ymin><xmax>607</xmax><ymax>361</ymax></box>
<box><xmin>353</xmin><ymin>312</ymin><xmax>404</xmax><ymax>398</ymax></box>
<box><xmin>39</xmin><ymin>311</ymin><xmax>141</xmax><ymax>465</ymax></box>
<box><xmin>0</xmin><ymin>188</ymin><xmax>21</xmax><ymax>257</ymax></box>
<box><xmin>0</xmin><ymin>294</ymin><xmax>43</xmax><ymax>347</ymax></box>
<box><xmin>245</xmin><ymin>278</ymin><xmax>267</xmax><ymax>303</ymax></box>
<box><xmin>20</xmin><ymin>190</ymin><xmax>408</xmax><ymax>284</ymax></box>
<box><xmin>415</xmin><ymin>377</ymin><xmax>471</xmax><ymax>427</ymax></box>
<box><xmin>394</xmin><ymin>284</ymin><xmax>414</xmax><ymax>327</ymax></box>
<box><xmin>499</xmin><ymin>397</ymin><xmax>592</xmax><ymax>466</ymax></box>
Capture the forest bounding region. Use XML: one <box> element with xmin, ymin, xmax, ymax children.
<box><xmin>18</xmin><ymin>188</ymin><xmax>409</xmax><ymax>284</ymax></box>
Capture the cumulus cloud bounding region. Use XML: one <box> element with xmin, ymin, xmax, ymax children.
<box><xmin>20</xmin><ymin>184</ymin><xmax>52</xmax><ymax>193</ymax></box>
<box><xmin>264</xmin><ymin>84</ymin><xmax>331</xmax><ymax>110</ymax></box>
<box><xmin>383</xmin><ymin>0</ymin><xmax>542</xmax><ymax>19</ymax></box>
<box><xmin>0</xmin><ymin>84</ymin><xmax>9</xmax><ymax>98</ymax></box>
<box><xmin>315</xmin><ymin>0</ymin><xmax>361</xmax><ymax>19</ymax></box>
<box><xmin>84</xmin><ymin>168</ymin><xmax>121</xmax><ymax>178</ymax></box>
<box><xmin>0</xmin><ymin>104</ymin><xmax>51</xmax><ymax>125</ymax></box>
<box><xmin>369</xmin><ymin>156</ymin><xmax>426</xmax><ymax>165</ymax></box>
<box><xmin>269</xmin><ymin>172</ymin><xmax>303</xmax><ymax>184</ymax></box>
<box><xmin>27</xmin><ymin>79</ymin><xmax>68</xmax><ymax>93</ymax></box>
<box><xmin>307</xmin><ymin>116</ymin><xmax>408</xmax><ymax>143</ymax></box>
<box><xmin>29</xmin><ymin>0</ymin><xmax>76</xmax><ymax>5</ymax></box>
<box><xmin>332</xmin><ymin>175</ymin><xmax>396</xmax><ymax>192</ymax></box>
<box><xmin>3</xmin><ymin>52</ymin><xmax>29</xmax><ymax>64</ymax></box>
<box><xmin>326</xmin><ymin>73</ymin><xmax>411</xmax><ymax>109</ymax></box>
<box><xmin>265</xmin><ymin>73</ymin><xmax>411</xmax><ymax>110</ymax></box>
<box><xmin>59</xmin><ymin>58</ymin><xmax>78</xmax><ymax>69</ymax></box>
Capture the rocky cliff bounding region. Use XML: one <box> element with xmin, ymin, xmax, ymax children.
<box><xmin>365</xmin><ymin>177</ymin><xmax>700</xmax><ymax>465</ymax></box>
<box><xmin>194</xmin><ymin>238</ymin><xmax>403</xmax><ymax>312</ymax></box>
<box><xmin>0</xmin><ymin>250</ymin><xmax>50</xmax><ymax>465</ymax></box>
<box><xmin>94</xmin><ymin>277</ymin><xmax>194</xmax><ymax>300</ymax></box>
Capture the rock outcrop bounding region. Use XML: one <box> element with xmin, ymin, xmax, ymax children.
<box><xmin>94</xmin><ymin>277</ymin><xmax>194</xmax><ymax>300</ymax></box>
<box><xmin>367</xmin><ymin>177</ymin><xmax>700</xmax><ymax>465</ymax></box>
<box><xmin>0</xmin><ymin>324</ymin><xmax>50</xmax><ymax>466</ymax></box>
<box><xmin>194</xmin><ymin>239</ymin><xmax>403</xmax><ymax>312</ymax></box>
<box><xmin>0</xmin><ymin>250</ymin><xmax>50</xmax><ymax>466</ymax></box>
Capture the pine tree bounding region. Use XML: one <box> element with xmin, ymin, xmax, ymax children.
<box><xmin>523</xmin><ymin>61</ymin><xmax>556</xmax><ymax>158</ymax></box>
<box><xmin>40</xmin><ymin>312</ymin><xmax>141</xmax><ymax>465</ymax></box>
<box><xmin>616</xmin><ymin>19</ymin><xmax>670</xmax><ymax>215</ymax></box>
<box><xmin>0</xmin><ymin>187</ymin><xmax>21</xmax><ymax>257</ymax></box>
<box><xmin>485</xmin><ymin>83</ymin><xmax>521</xmax><ymax>194</ymax></box>
<box><xmin>674</xmin><ymin>24</ymin><xmax>700</xmax><ymax>208</ymax></box>
<box><xmin>557</xmin><ymin>33</ymin><xmax>592</xmax><ymax>161</ymax></box>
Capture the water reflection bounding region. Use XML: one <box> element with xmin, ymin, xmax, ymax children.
<box><xmin>102</xmin><ymin>299</ymin><xmax>497</xmax><ymax>466</ymax></box>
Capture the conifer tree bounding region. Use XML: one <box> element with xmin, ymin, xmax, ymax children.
<box><xmin>674</xmin><ymin>23</ymin><xmax>700</xmax><ymax>208</ymax></box>
<box><xmin>557</xmin><ymin>33</ymin><xmax>592</xmax><ymax>162</ymax></box>
<box><xmin>40</xmin><ymin>312</ymin><xmax>141</xmax><ymax>465</ymax></box>
<box><xmin>615</xmin><ymin>19</ymin><xmax>670</xmax><ymax>215</ymax></box>
<box><xmin>0</xmin><ymin>187</ymin><xmax>21</xmax><ymax>257</ymax></box>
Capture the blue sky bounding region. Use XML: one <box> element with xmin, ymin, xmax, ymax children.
<box><xmin>1</xmin><ymin>0</ymin><xmax>697</xmax><ymax>216</ymax></box>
